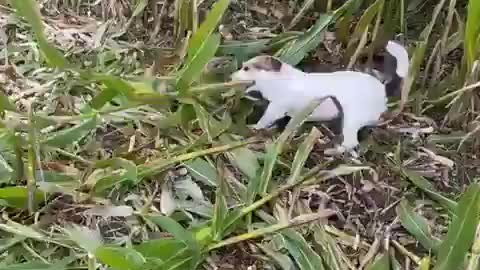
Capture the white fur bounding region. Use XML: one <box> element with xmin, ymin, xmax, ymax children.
<box><xmin>236</xmin><ymin>72</ymin><xmax>386</xmax><ymax>150</ymax></box>
<box><xmin>386</xmin><ymin>41</ymin><xmax>409</xmax><ymax>78</ymax></box>
<box><xmin>231</xmin><ymin>41</ymin><xmax>408</xmax><ymax>152</ymax></box>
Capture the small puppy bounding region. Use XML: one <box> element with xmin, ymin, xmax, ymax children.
<box><xmin>230</xmin><ymin>40</ymin><xmax>410</xmax><ymax>152</ymax></box>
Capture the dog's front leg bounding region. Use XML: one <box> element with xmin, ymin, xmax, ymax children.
<box><xmin>254</xmin><ymin>103</ymin><xmax>287</xmax><ymax>129</ymax></box>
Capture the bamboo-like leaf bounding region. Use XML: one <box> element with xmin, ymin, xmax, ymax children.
<box><xmin>417</xmin><ymin>257</ymin><xmax>431</xmax><ymax>270</ymax></box>
<box><xmin>346</xmin><ymin>0</ymin><xmax>384</xmax><ymax>50</ymax></box>
<box><xmin>276</xmin><ymin>14</ymin><xmax>334</xmax><ymax>65</ymax></box>
<box><xmin>95</xmin><ymin>246</ymin><xmax>146</xmax><ymax>270</ymax></box>
<box><xmin>220</xmin><ymin>134</ymin><xmax>260</xmax><ymax>180</ymax></box>
<box><xmin>0</xmin><ymin>87</ymin><xmax>16</xmax><ymax>113</ymax></box>
<box><xmin>43</xmin><ymin>115</ymin><xmax>97</xmax><ymax>147</ymax></box>
<box><xmin>187</xmin><ymin>0</ymin><xmax>231</xmax><ymax>59</ymax></box>
<box><xmin>212</xmin><ymin>159</ymin><xmax>228</xmax><ymax>240</ymax></box>
<box><xmin>275</xmin><ymin>0</ymin><xmax>356</xmax><ymax>65</ymax></box>
<box><xmin>146</xmin><ymin>215</ymin><xmax>200</xmax><ymax>264</ymax></box>
<box><xmin>288</xmin><ymin>128</ymin><xmax>320</xmax><ymax>185</ymax></box>
<box><xmin>0</xmin><ymin>187</ymin><xmax>45</xmax><ymax>209</ymax></box>
<box><xmin>433</xmin><ymin>183</ymin><xmax>480</xmax><ymax>270</ymax></box>
<box><xmin>399</xmin><ymin>0</ymin><xmax>447</xmax><ymax>110</ymax></box>
<box><xmin>366</xmin><ymin>253</ymin><xmax>390</xmax><ymax>270</ymax></box>
<box><xmin>176</xmin><ymin>34</ymin><xmax>221</xmax><ymax>92</ymax></box>
<box><xmin>9</xmin><ymin>0</ymin><xmax>67</xmax><ymax>68</ymax></box>
<box><xmin>400</xmin><ymin>168</ymin><xmax>457</xmax><ymax>212</ymax></box>
<box><xmin>397</xmin><ymin>200</ymin><xmax>440</xmax><ymax>252</ymax></box>
<box><xmin>464</xmin><ymin>0</ymin><xmax>480</xmax><ymax>73</ymax></box>
<box><xmin>282</xmin><ymin>229</ymin><xmax>325</xmax><ymax>270</ymax></box>
<box><xmin>184</xmin><ymin>158</ymin><xmax>217</xmax><ymax>186</ymax></box>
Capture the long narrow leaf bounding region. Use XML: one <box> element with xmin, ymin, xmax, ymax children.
<box><xmin>433</xmin><ymin>183</ymin><xmax>480</xmax><ymax>270</ymax></box>
<box><xmin>10</xmin><ymin>0</ymin><xmax>67</xmax><ymax>68</ymax></box>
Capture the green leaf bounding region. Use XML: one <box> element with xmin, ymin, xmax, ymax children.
<box><xmin>89</xmin><ymin>87</ymin><xmax>119</xmax><ymax>110</ymax></box>
<box><xmin>276</xmin><ymin>14</ymin><xmax>334</xmax><ymax>65</ymax></box>
<box><xmin>464</xmin><ymin>0</ymin><xmax>480</xmax><ymax>73</ymax></box>
<box><xmin>0</xmin><ymin>187</ymin><xmax>45</xmax><ymax>209</ymax></box>
<box><xmin>187</xmin><ymin>0</ymin><xmax>231</xmax><ymax>59</ymax></box>
<box><xmin>282</xmin><ymin>229</ymin><xmax>325</xmax><ymax>270</ymax></box>
<box><xmin>0</xmin><ymin>87</ymin><xmax>16</xmax><ymax>113</ymax></box>
<box><xmin>287</xmin><ymin>128</ymin><xmax>320</xmax><ymax>184</ymax></box>
<box><xmin>147</xmin><ymin>215</ymin><xmax>199</xmax><ymax>256</ymax></box>
<box><xmin>212</xmin><ymin>159</ymin><xmax>229</xmax><ymax>240</ymax></box>
<box><xmin>95</xmin><ymin>246</ymin><xmax>146</xmax><ymax>270</ymax></box>
<box><xmin>135</xmin><ymin>239</ymin><xmax>186</xmax><ymax>261</ymax></box>
<box><xmin>220</xmin><ymin>134</ymin><xmax>259</xmax><ymax>180</ymax></box>
<box><xmin>433</xmin><ymin>183</ymin><xmax>480</xmax><ymax>270</ymax></box>
<box><xmin>95</xmin><ymin>158</ymin><xmax>138</xmax><ymax>183</ymax></box>
<box><xmin>366</xmin><ymin>253</ymin><xmax>390</xmax><ymax>270</ymax></box>
<box><xmin>43</xmin><ymin>115</ymin><xmax>97</xmax><ymax>147</ymax></box>
<box><xmin>10</xmin><ymin>0</ymin><xmax>68</xmax><ymax>68</ymax></box>
<box><xmin>176</xmin><ymin>33</ymin><xmax>221</xmax><ymax>92</ymax></box>
<box><xmin>184</xmin><ymin>158</ymin><xmax>217</xmax><ymax>186</ymax></box>
<box><xmin>193</xmin><ymin>102</ymin><xmax>213</xmax><ymax>141</ymax></box>
<box><xmin>347</xmin><ymin>0</ymin><xmax>384</xmax><ymax>46</ymax></box>
<box><xmin>65</xmin><ymin>225</ymin><xmax>103</xmax><ymax>254</ymax></box>
<box><xmin>0</xmin><ymin>259</ymin><xmax>72</xmax><ymax>270</ymax></box>
<box><xmin>400</xmin><ymin>168</ymin><xmax>457</xmax><ymax>212</ymax></box>
<box><xmin>0</xmin><ymin>220</ymin><xmax>44</xmax><ymax>240</ymax></box>
<box><xmin>418</xmin><ymin>257</ymin><xmax>431</xmax><ymax>270</ymax></box>
<box><xmin>397</xmin><ymin>200</ymin><xmax>440</xmax><ymax>252</ymax></box>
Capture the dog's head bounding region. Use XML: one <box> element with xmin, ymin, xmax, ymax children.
<box><xmin>231</xmin><ymin>55</ymin><xmax>285</xmax><ymax>82</ymax></box>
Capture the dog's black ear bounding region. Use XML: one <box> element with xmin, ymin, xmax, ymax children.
<box><xmin>253</xmin><ymin>56</ymin><xmax>283</xmax><ymax>72</ymax></box>
<box><xmin>267</xmin><ymin>56</ymin><xmax>282</xmax><ymax>72</ymax></box>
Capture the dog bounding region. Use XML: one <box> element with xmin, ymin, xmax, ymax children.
<box><xmin>230</xmin><ymin>40</ymin><xmax>410</xmax><ymax>153</ymax></box>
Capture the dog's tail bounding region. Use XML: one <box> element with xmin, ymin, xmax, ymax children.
<box><xmin>373</xmin><ymin>41</ymin><xmax>410</xmax><ymax>97</ymax></box>
<box><xmin>360</xmin><ymin>40</ymin><xmax>410</xmax><ymax>97</ymax></box>
<box><xmin>383</xmin><ymin>41</ymin><xmax>409</xmax><ymax>97</ymax></box>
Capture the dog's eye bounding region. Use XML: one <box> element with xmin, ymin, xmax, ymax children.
<box><xmin>243</xmin><ymin>66</ymin><xmax>250</xmax><ymax>71</ymax></box>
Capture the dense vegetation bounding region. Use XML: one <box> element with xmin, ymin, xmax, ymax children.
<box><xmin>1</xmin><ymin>0</ymin><xmax>480</xmax><ymax>269</ymax></box>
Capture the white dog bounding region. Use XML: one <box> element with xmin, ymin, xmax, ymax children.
<box><xmin>230</xmin><ymin>40</ymin><xmax>410</xmax><ymax>153</ymax></box>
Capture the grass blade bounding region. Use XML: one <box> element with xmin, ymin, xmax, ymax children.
<box><xmin>187</xmin><ymin>0</ymin><xmax>231</xmax><ymax>58</ymax></box>
<box><xmin>276</xmin><ymin>14</ymin><xmax>334</xmax><ymax>65</ymax></box>
<box><xmin>433</xmin><ymin>183</ymin><xmax>480</xmax><ymax>270</ymax></box>
<box><xmin>400</xmin><ymin>168</ymin><xmax>457</xmax><ymax>212</ymax></box>
<box><xmin>282</xmin><ymin>229</ymin><xmax>325</xmax><ymax>270</ymax></box>
<box><xmin>366</xmin><ymin>253</ymin><xmax>390</xmax><ymax>270</ymax></box>
<box><xmin>9</xmin><ymin>0</ymin><xmax>67</xmax><ymax>68</ymax></box>
<box><xmin>464</xmin><ymin>0</ymin><xmax>480</xmax><ymax>74</ymax></box>
<box><xmin>176</xmin><ymin>33</ymin><xmax>221</xmax><ymax>92</ymax></box>
<box><xmin>397</xmin><ymin>200</ymin><xmax>440</xmax><ymax>252</ymax></box>
<box><xmin>43</xmin><ymin>115</ymin><xmax>97</xmax><ymax>147</ymax></box>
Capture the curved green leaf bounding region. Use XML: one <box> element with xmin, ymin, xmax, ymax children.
<box><xmin>397</xmin><ymin>200</ymin><xmax>440</xmax><ymax>252</ymax></box>
<box><xmin>10</xmin><ymin>0</ymin><xmax>67</xmax><ymax>68</ymax></box>
<box><xmin>43</xmin><ymin>115</ymin><xmax>97</xmax><ymax>147</ymax></box>
<box><xmin>176</xmin><ymin>34</ymin><xmax>221</xmax><ymax>92</ymax></box>
<box><xmin>433</xmin><ymin>183</ymin><xmax>480</xmax><ymax>270</ymax></box>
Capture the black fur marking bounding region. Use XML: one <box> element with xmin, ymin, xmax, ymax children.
<box><xmin>385</xmin><ymin>74</ymin><xmax>402</xmax><ymax>97</ymax></box>
<box><xmin>246</xmin><ymin>90</ymin><xmax>265</xmax><ymax>100</ymax></box>
<box><xmin>269</xmin><ymin>57</ymin><xmax>283</xmax><ymax>72</ymax></box>
<box><xmin>366</xmin><ymin>50</ymin><xmax>403</xmax><ymax>98</ymax></box>
<box><xmin>383</xmin><ymin>51</ymin><xmax>402</xmax><ymax>98</ymax></box>
<box><xmin>252</xmin><ymin>56</ymin><xmax>283</xmax><ymax>72</ymax></box>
